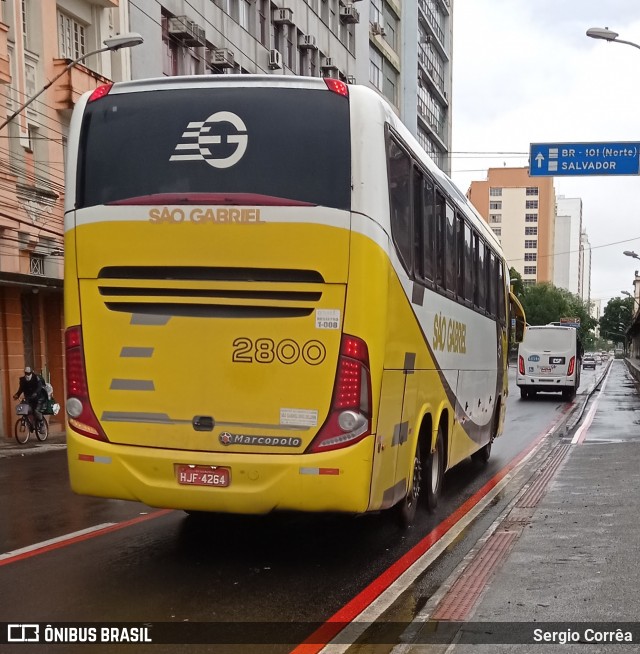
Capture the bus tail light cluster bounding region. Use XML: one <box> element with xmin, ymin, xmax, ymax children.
<box><xmin>65</xmin><ymin>326</ymin><xmax>108</xmax><ymax>442</ymax></box>
<box><xmin>518</xmin><ymin>355</ymin><xmax>525</xmax><ymax>375</ymax></box>
<box><xmin>308</xmin><ymin>335</ymin><xmax>371</xmax><ymax>453</ymax></box>
<box><xmin>567</xmin><ymin>356</ymin><xmax>576</xmax><ymax>376</ymax></box>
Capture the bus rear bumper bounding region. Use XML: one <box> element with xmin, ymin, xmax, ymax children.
<box><xmin>67</xmin><ymin>431</ymin><xmax>375</xmax><ymax>514</ymax></box>
<box><xmin>516</xmin><ymin>374</ymin><xmax>576</xmax><ymax>390</ymax></box>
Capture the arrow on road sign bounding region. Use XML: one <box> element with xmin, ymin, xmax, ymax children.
<box><xmin>535</xmin><ymin>153</ymin><xmax>544</xmax><ymax>168</ymax></box>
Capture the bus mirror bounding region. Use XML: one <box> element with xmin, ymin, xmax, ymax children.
<box><xmin>509</xmin><ymin>291</ymin><xmax>526</xmax><ymax>343</ymax></box>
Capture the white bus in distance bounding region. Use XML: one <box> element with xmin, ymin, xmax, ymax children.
<box><xmin>516</xmin><ymin>325</ymin><xmax>583</xmax><ymax>401</ymax></box>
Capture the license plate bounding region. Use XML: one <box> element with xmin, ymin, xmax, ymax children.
<box><xmin>176</xmin><ymin>465</ymin><xmax>230</xmax><ymax>487</ymax></box>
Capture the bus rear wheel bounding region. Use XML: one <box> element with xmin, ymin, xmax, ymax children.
<box><xmin>393</xmin><ymin>440</ymin><xmax>422</xmax><ymax>529</ymax></box>
<box><xmin>425</xmin><ymin>424</ymin><xmax>444</xmax><ymax>511</ymax></box>
<box><xmin>472</xmin><ymin>441</ymin><xmax>492</xmax><ymax>464</ymax></box>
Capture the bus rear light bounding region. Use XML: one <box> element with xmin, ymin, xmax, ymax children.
<box><xmin>65</xmin><ymin>326</ymin><xmax>108</xmax><ymax>442</ymax></box>
<box><xmin>324</xmin><ymin>78</ymin><xmax>349</xmax><ymax>98</ymax></box>
<box><xmin>308</xmin><ymin>334</ymin><xmax>371</xmax><ymax>453</ymax></box>
<box><xmin>518</xmin><ymin>355</ymin><xmax>525</xmax><ymax>375</ymax></box>
<box><xmin>567</xmin><ymin>356</ymin><xmax>576</xmax><ymax>376</ymax></box>
<box><xmin>88</xmin><ymin>83</ymin><xmax>113</xmax><ymax>103</ymax></box>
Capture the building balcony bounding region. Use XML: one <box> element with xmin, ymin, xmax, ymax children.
<box><xmin>0</xmin><ymin>22</ymin><xmax>11</xmax><ymax>84</ymax></box>
<box><xmin>51</xmin><ymin>59</ymin><xmax>112</xmax><ymax>111</ymax></box>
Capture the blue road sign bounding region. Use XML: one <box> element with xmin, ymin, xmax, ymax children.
<box><xmin>529</xmin><ymin>142</ymin><xmax>640</xmax><ymax>177</ymax></box>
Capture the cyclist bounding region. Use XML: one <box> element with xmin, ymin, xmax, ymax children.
<box><xmin>13</xmin><ymin>366</ymin><xmax>46</xmax><ymax>432</ymax></box>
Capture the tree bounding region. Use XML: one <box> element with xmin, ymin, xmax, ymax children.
<box><xmin>508</xmin><ymin>267</ymin><xmax>525</xmax><ymax>299</ymax></box>
<box><xmin>599</xmin><ymin>297</ymin><xmax>633</xmax><ymax>346</ymax></box>
<box><xmin>520</xmin><ymin>282</ymin><xmax>596</xmax><ymax>342</ymax></box>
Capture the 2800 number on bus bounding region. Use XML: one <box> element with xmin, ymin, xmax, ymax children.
<box><xmin>232</xmin><ymin>338</ymin><xmax>327</xmax><ymax>365</ymax></box>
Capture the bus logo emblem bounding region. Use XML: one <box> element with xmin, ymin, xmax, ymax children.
<box><xmin>170</xmin><ymin>111</ymin><xmax>248</xmax><ymax>169</ymax></box>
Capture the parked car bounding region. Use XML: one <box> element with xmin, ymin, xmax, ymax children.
<box><xmin>583</xmin><ymin>355</ymin><xmax>596</xmax><ymax>370</ymax></box>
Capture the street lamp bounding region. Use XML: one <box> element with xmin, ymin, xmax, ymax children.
<box><xmin>623</xmin><ymin>250</ymin><xmax>640</xmax><ymax>260</ymax></box>
<box><xmin>586</xmin><ymin>26</ymin><xmax>640</xmax><ymax>51</ymax></box>
<box><xmin>0</xmin><ymin>32</ymin><xmax>143</xmax><ymax>131</ymax></box>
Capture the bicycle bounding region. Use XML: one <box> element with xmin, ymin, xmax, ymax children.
<box><xmin>14</xmin><ymin>400</ymin><xmax>49</xmax><ymax>444</ymax></box>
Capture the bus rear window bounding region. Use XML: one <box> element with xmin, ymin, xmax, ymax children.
<box><xmin>76</xmin><ymin>87</ymin><xmax>351</xmax><ymax>211</ymax></box>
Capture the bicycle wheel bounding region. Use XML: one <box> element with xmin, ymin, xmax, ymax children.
<box><xmin>35</xmin><ymin>417</ymin><xmax>49</xmax><ymax>442</ymax></box>
<box><xmin>14</xmin><ymin>417</ymin><xmax>29</xmax><ymax>444</ymax></box>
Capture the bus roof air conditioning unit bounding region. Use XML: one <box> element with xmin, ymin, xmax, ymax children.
<box><xmin>211</xmin><ymin>48</ymin><xmax>235</xmax><ymax>68</ymax></box>
<box><xmin>168</xmin><ymin>16</ymin><xmax>206</xmax><ymax>46</ymax></box>
<box><xmin>298</xmin><ymin>34</ymin><xmax>317</xmax><ymax>50</ymax></box>
<box><xmin>268</xmin><ymin>49</ymin><xmax>283</xmax><ymax>70</ymax></box>
<box><xmin>273</xmin><ymin>8</ymin><xmax>294</xmax><ymax>24</ymax></box>
<box><xmin>340</xmin><ymin>6</ymin><xmax>360</xmax><ymax>23</ymax></box>
<box><xmin>370</xmin><ymin>22</ymin><xmax>386</xmax><ymax>36</ymax></box>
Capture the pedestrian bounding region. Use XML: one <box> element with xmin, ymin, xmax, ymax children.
<box><xmin>13</xmin><ymin>366</ymin><xmax>46</xmax><ymax>432</ymax></box>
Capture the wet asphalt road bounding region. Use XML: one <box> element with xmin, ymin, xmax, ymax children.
<box><xmin>0</xmin><ymin>365</ymin><xmax>605</xmax><ymax>650</ymax></box>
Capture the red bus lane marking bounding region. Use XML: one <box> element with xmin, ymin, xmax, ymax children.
<box><xmin>0</xmin><ymin>510</ymin><xmax>171</xmax><ymax>567</ymax></box>
<box><xmin>290</xmin><ymin>418</ymin><xmax>562</xmax><ymax>654</ymax></box>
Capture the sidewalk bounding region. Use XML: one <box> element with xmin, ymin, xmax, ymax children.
<box><xmin>405</xmin><ymin>358</ymin><xmax>640</xmax><ymax>650</ymax></box>
<box><xmin>0</xmin><ymin>424</ymin><xmax>66</xmax><ymax>457</ymax></box>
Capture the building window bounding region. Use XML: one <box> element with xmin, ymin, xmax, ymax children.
<box><xmin>259</xmin><ymin>0</ymin><xmax>268</xmax><ymax>45</ymax></box>
<box><xmin>489</xmin><ymin>201</ymin><xmax>502</xmax><ymax>210</ymax></box>
<box><xmin>161</xmin><ymin>15</ymin><xmax>179</xmax><ymax>76</ymax></box>
<box><xmin>525</xmin><ymin>213</ymin><xmax>538</xmax><ymax>222</ymax></box>
<box><xmin>239</xmin><ymin>0</ymin><xmax>251</xmax><ymax>30</ymax></box>
<box><xmin>524</xmin><ymin>253</ymin><xmax>537</xmax><ymax>261</ymax></box>
<box><xmin>489</xmin><ymin>187</ymin><xmax>502</xmax><ymax>196</ymax></box>
<box><xmin>369</xmin><ymin>45</ymin><xmax>383</xmax><ymax>91</ymax></box>
<box><xmin>526</xmin><ymin>187</ymin><xmax>539</xmax><ymax>195</ymax></box>
<box><xmin>524</xmin><ymin>266</ymin><xmax>537</xmax><ymax>275</ymax></box>
<box><xmin>490</xmin><ymin>214</ymin><xmax>501</xmax><ymax>224</ymax></box>
<box><xmin>525</xmin><ymin>226</ymin><xmax>538</xmax><ymax>236</ymax></box>
<box><xmin>370</xmin><ymin>0</ymin><xmax>382</xmax><ymax>26</ymax></box>
<box><xmin>526</xmin><ymin>200</ymin><xmax>538</xmax><ymax>209</ymax></box>
<box><xmin>492</xmin><ymin>227</ymin><xmax>501</xmax><ymax>236</ymax></box>
<box><xmin>286</xmin><ymin>27</ymin><xmax>294</xmax><ymax>68</ymax></box>
<box><xmin>58</xmin><ymin>11</ymin><xmax>86</xmax><ymax>60</ymax></box>
<box><xmin>522</xmin><ymin>279</ymin><xmax>535</xmax><ymax>287</ymax></box>
<box><xmin>524</xmin><ymin>239</ymin><xmax>537</xmax><ymax>249</ymax></box>
<box><xmin>30</xmin><ymin>254</ymin><xmax>44</xmax><ymax>276</ymax></box>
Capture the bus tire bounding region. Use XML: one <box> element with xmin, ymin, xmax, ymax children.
<box><xmin>393</xmin><ymin>439</ymin><xmax>422</xmax><ymax>529</ymax></box>
<box><xmin>472</xmin><ymin>441</ymin><xmax>491</xmax><ymax>465</ymax></box>
<box><xmin>425</xmin><ymin>423</ymin><xmax>444</xmax><ymax>512</ymax></box>
<box><xmin>520</xmin><ymin>388</ymin><xmax>528</xmax><ymax>400</ymax></box>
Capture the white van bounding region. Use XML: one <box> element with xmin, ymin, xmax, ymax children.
<box><xmin>516</xmin><ymin>325</ymin><xmax>583</xmax><ymax>401</ymax></box>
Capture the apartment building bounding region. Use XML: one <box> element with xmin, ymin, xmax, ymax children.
<box><xmin>0</xmin><ymin>0</ymin><xmax>133</xmax><ymax>439</ymax></box>
<box><xmin>553</xmin><ymin>195</ymin><xmax>583</xmax><ymax>296</ymax></box>
<box><xmin>467</xmin><ymin>167</ymin><xmax>556</xmax><ymax>286</ymax></box>
<box><xmin>580</xmin><ymin>230</ymin><xmax>591</xmax><ymax>306</ymax></box>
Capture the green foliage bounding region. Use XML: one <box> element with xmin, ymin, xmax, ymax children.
<box><xmin>520</xmin><ymin>282</ymin><xmax>597</xmax><ymax>342</ymax></box>
<box><xmin>599</xmin><ymin>297</ymin><xmax>634</xmax><ymax>344</ymax></box>
<box><xmin>508</xmin><ymin>267</ymin><xmax>525</xmax><ymax>299</ymax></box>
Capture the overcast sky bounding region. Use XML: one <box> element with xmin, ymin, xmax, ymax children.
<box><xmin>451</xmin><ymin>0</ymin><xmax>640</xmax><ymax>309</ymax></box>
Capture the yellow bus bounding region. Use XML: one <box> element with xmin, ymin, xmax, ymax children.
<box><xmin>64</xmin><ymin>76</ymin><xmax>524</xmax><ymax>525</ymax></box>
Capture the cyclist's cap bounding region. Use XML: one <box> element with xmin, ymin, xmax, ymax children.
<box><xmin>24</xmin><ymin>366</ymin><xmax>32</xmax><ymax>374</ymax></box>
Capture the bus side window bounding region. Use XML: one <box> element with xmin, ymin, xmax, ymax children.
<box><xmin>497</xmin><ymin>259</ymin><xmax>506</xmax><ymax>324</ymax></box>
<box><xmin>413</xmin><ymin>167</ymin><xmax>423</xmax><ymax>280</ymax></box>
<box><xmin>456</xmin><ymin>213</ymin><xmax>464</xmax><ymax>299</ymax></box>
<box><xmin>387</xmin><ymin>139</ymin><xmax>413</xmax><ymax>274</ymax></box>
<box><xmin>475</xmin><ymin>237</ymin><xmax>486</xmax><ymax>311</ymax></box>
<box><xmin>463</xmin><ymin>221</ymin><xmax>474</xmax><ymax>304</ymax></box>
<box><xmin>487</xmin><ymin>250</ymin><xmax>497</xmax><ymax>317</ymax></box>
<box><xmin>445</xmin><ymin>203</ymin><xmax>456</xmax><ymax>294</ymax></box>
<box><xmin>434</xmin><ymin>189</ymin><xmax>446</xmax><ymax>290</ymax></box>
<box><xmin>422</xmin><ymin>173</ymin><xmax>435</xmax><ymax>283</ymax></box>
